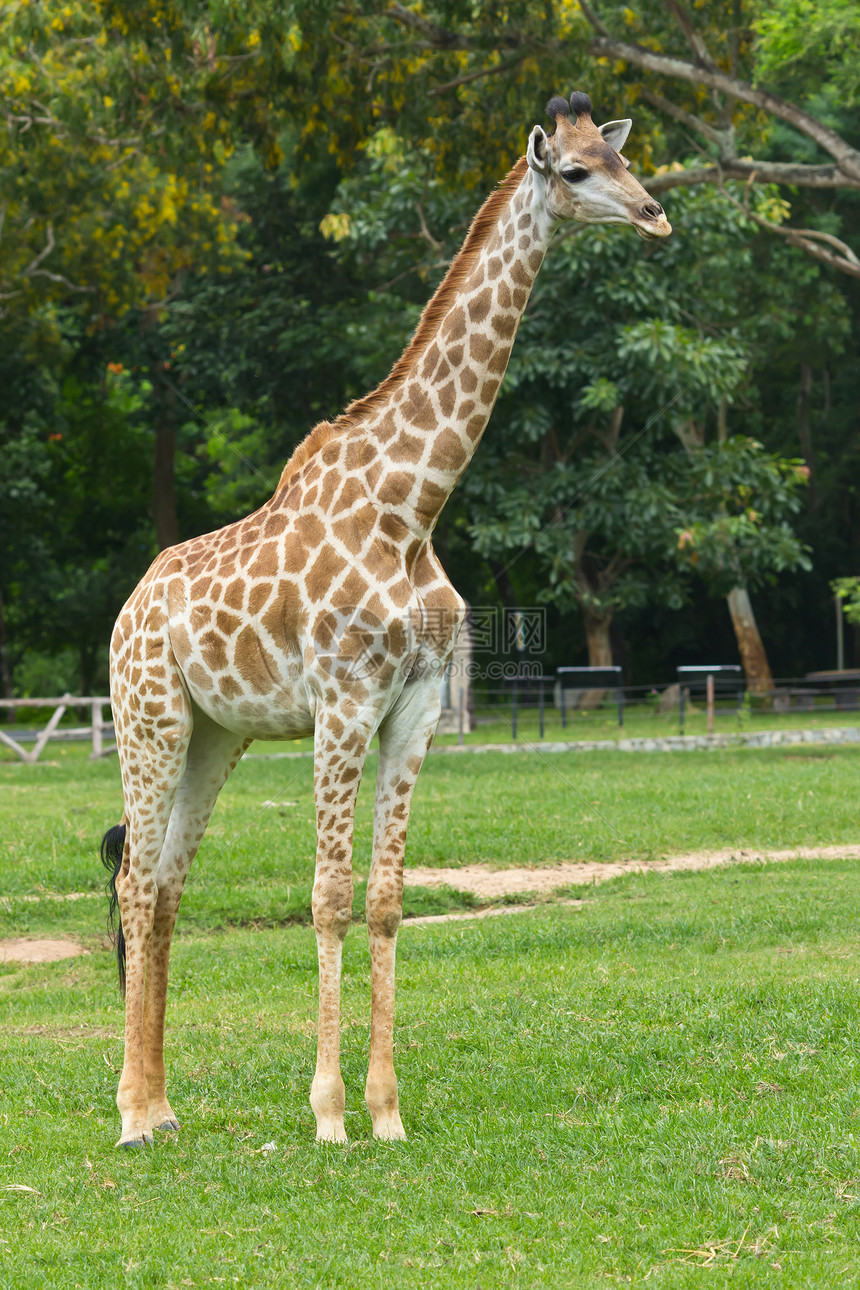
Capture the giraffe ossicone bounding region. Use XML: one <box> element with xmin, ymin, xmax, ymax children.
<box><xmin>101</xmin><ymin>93</ymin><xmax>671</xmax><ymax>1149</ymax></box>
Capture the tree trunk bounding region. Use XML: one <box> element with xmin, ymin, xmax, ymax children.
<box><xmin>153</xmin><ymin>382</ymin><xmax>180</xmax><ymax>551</ymax></box>
<box><xmin>726</xmin><ymin>587</ymin><xmax>773</xmax><ymax>694</ymax></box>
<box><xmin>580</xmin><ymin>609</ymin><xmax>613</xmax><ymax>707</ymax></box>
<box><xmin>584</xmin><ymin>610</ymin><xmax>613</xmax><ymax>667</ymax></box>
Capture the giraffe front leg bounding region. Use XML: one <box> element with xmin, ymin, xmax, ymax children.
<box><xmin>142</xmin><ymin>887</ymin><xmax>182</xmax><ymax>1135</ymax></box>
<box><xmin>365</xmin><ymin>682</ymin><xmax>440</xmax><ymax>1141</ymax></box>
<box><xmin>310</xmin><ymin>714</ymin><xmax>370</xmax><ymax>1143</ymax></box>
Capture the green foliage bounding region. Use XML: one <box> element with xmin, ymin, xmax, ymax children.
<box><xmin>832</xmin><ymin>575</ymin><xmax>860</xmax><ymax>624</ymax></box>
<box><xmin>0</xmin><ymin>0</ymin><xmax>294</xmax><ymax>328</ymax></box>
<box><xmin>675</xmin><ymin>440</ymin><xmax>811</xmax><ymax>596</ymax></box>
<box><xmin>459</xmin><ymin>185</ymin><xmax>816</xmax><ymax>633</ymax></box>
<box><xmin>1</xmin><ymin>0</ymin><xmax>860</xmax><ymax>691</ymax></box>
<box><xmin>753</xmin><ymin>0</ymin><xmax>860</xmax><ymax>106</ymax></box>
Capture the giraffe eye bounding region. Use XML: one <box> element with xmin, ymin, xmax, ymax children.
<box><xmin>562</xmin><ymin>167</ymin><xmax>589</xmax><ymax>184</ymax></box>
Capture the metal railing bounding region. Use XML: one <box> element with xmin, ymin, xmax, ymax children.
<box><xmin>2</xmin><ymin>670</ymin><xmax>860</xmax><ymax>760</ymax></box>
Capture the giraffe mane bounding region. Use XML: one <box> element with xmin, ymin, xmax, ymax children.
<box><xmin>276</xmin><ymin>155</ymin><xmax>529</xmax><ymax>493</ymax></box>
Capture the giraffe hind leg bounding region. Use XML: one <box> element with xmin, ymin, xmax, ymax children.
<box><xmin>142</xmin><ymin>712</ymin><xmax>249</xmax><ymax>1136</ymax></box>
<box><xmin>110</xmin><ymin>676</ymin><xmax>195</xmax><ymax>1148</ymax></box>
<box><xmin>310</xmin><ymin>710</ymin><xmax>373</xmax><ymax>1143</ymax></box>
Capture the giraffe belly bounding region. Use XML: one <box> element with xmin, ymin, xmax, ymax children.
<box><xmin>184</xmin><ymin>671</ymin><xmax>316</xmax><ymax>742</ymax></box>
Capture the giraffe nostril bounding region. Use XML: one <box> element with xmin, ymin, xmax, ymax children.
<box><xmin>641</xmin><ymin>201</ymin><xmax>664</xmax><ymax>220</ymax></box>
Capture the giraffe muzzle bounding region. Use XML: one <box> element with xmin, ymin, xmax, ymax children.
<box><xmin>633</xmin><ymin>199</ymin><xmax>672</xmax><ymax>240</ymax></box>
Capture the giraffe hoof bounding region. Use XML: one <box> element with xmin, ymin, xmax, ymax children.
<box><xmin>153</xmin><ymin>1118</ymin><xmax>180</xmax><ymax>1133</ymax></box>
<box><xmin>372</xmin><ymin>1116</ymin><xmax>406</xmax><ymax>1142</ymax></box>
<box><xmin>118</xmin><ymin>1133</ymin><xmax>153</xmax><ymax>1149</ymax></box>
<box><xmin>315</xmin><ymin>1121</ymin><xmax>348</xmax><ymax>1144</ymax></box>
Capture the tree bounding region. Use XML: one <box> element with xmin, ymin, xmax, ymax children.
<box><xmin>1</xmin><ymin>0</ymin><xmax>298</xmax><ymax>552</ymax></box>
<box><xmin>286</xmin><ymin>1</ymin><xmax>860</xmax><ymax>277</ymax></box>
<box><xmin>673</xmin><ymin>440</ymin><xmax>811</xmax><ymax>688</ymax></box>
<box><xmin>457</xmin><ymin>180</ymin><xmax>813</xmax><ymax>679</ymax></box>
<box><xmin>2</xmin><ymin>0</ymin><xmax>858</xmax><ymax>698</ymax></box>
<box><xmin>0</xmin><ymin>362</ymin><xmax>157</xmax><ymax>695</ymax></box>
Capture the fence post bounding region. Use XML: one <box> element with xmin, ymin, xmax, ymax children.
<box><xmin>29</xmin><ymin>694</ymin><xmax>71</xmax><ymax>763</ymax></box>
<box><xmin>539</xmin><ymin>680</ymin><xmax>545</xmax><ymax>740</ymax></box>
<box><xmin>679</xmin><ymin>684</ymin><xmax>685</xmax><ymax>736</ymax></box>
<box><xmin>706</xmin><ymin>673</ymin><xmax>714</xmax><ymax>735</ymax></box>
<box><xmin>458</xmin><ymin>685</ymin><xmax>464</xmax><ymax>746</ymax></box>
<box><xmin>511</xmin><ymin>676</ymin><xmax>518</xmax><ymax>740</ymax></box>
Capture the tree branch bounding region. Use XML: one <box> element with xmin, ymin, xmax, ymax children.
<box><xmin>428</xmin><ymin>56</ymin><xmax>523</xmax><ymax>97</ymax></box>
<box><xmin>582</xmin><ymin>23</ymin><xmax>860</xmax><ymax>181</ymax></box>
<box><xmin>414</xmin><ymin>201</ymin><xmax>442</xmax><ymax>250</ymax></box>
<box><xmin>23</xmin><ymin>222</ymin><xmax>56</xmax><ymax>276</ymax></box>
<box><xmin>661</xmin><ymin>0</ymin><xmax>718</xmax><ymax>70</ymax></box>
<box><xmin>638</xmin><ymin>86</ymin><xmax>730</xmax><ymax>152</ymax></box>
<box><xmin>721</xmin><ymin>181</ymin><xmax>860</xmax><ymax>279</ymax></box>
<box><xmin>646</xmin><ymin>160</ymin><xmax>859</xmax><ymax>194</ymax></box>
<box><xmin>18</xmin><ymin>223</ymin><xmax>95</xmax><ymax>293</ymax></box>
<box><xmin>387</xmin><ymin>3</ymin><xmax>473</xmax><ymax>49</ymax></box>
<box><xmin>387</xmin><ymin>2</ymin><xmax>527</xmax><ymax>52</ymax></box>
<box><xmin>576</xmin><ymin>0</ymin><xmax>611</xmax><ymax>38</ymax></box>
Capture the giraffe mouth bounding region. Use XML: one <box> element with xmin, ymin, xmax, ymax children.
<box><xmin>633</xmin><ymin>217</ymin><xmax>672</xmax><ymax>240</ymax></box>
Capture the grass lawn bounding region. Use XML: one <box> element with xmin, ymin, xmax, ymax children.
<box><xmin>2</xmin><ymin>741</ymin><xmax>860</xmax><ymax>936</ymax></box>
<box><xmin>1</xmin><ymin>744</ymin><xmax>859</xmax><ymax>1285</ymax></box>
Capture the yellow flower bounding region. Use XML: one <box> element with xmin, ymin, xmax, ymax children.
<box><xmin>320</xmin><ymin>212</ymin><xmax>351</xmax><ymax>242</ymax></box>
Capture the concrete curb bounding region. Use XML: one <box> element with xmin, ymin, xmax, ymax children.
<box><xmin>244</xmin><ymin>725</ymin><xmax>860</xmax><ymax>761</ymax></box>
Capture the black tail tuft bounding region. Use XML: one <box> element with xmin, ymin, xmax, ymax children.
<box><xmin>100</xmin><ymin>823</ymin><xmax>127</xmax><ymax>995</ymax></box>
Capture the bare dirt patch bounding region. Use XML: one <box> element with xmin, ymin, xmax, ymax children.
<box><xmin>404</xmin><ymin>844</ymin><xmax>860</xmax><ymax>900</ymax></box>
<box><xmin>3</xmin><ymin>1023</ymin><xmax>116</xmax><ymax>1039</ymax></box>
<box><xmin>0</xmin><ymin>890</ymin><xmax>100</xmax><ymax>906</ymax></box>
<box><xmin>0</xmin><ymin>938</ymin><xmax>88</xmax><ymax>965</ymax></box>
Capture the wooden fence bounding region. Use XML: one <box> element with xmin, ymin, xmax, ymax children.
<box><xmin>0</xmin><ymin>696</ymin><xmax>114</xmax><ymax>763</ymax></box>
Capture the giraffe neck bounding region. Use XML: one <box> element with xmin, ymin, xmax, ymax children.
<box><xmin>360</xmin><ymin>163</ymin><xmax>556</xmax><ymax>537</ymax></box>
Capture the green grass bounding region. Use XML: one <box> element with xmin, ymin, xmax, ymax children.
<box><xmin>3</xmin><ymin>740</ymin><xmax>860</xmax><ymax>940</ymax></box>
<box><xmin>2</xmin><ymin>743</ymin><xmax>860</xmax><ymax>1285</ymax></box>
<box><xmin>1</xmin><ymin>859</ymin><xmax>860</xmax><ymax>1286</ymax></box>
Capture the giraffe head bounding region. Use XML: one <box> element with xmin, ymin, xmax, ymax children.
<box><xmin>527</xmin><ymin>91</ymin><xmax>672</xmax><ymax>240</ymax></box>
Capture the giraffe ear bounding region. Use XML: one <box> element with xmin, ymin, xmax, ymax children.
<box><xmin>598</xmin><ymin>118</ymin><xmax>633</xmax><ymax>153</ymax></box>
<box><xmin>527</xmin><ymin>124</ymin><xmax>548</xmax><ymax>174</ymax></box>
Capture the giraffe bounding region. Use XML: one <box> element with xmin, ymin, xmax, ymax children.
<box><xmin>101</xmin><ymin>91</ymin><xmax>671</xmax><ymax>1148</ymax></box>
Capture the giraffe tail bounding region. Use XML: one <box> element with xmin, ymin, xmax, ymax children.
<box><xmin>100</xmin><ymin>821</ymin><xmax>127</xmax><ymax>996</ymax></box>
